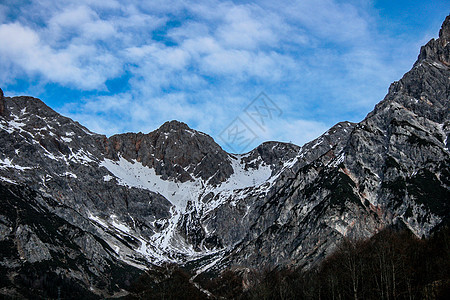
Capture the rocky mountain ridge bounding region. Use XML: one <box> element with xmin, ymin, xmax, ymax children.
<box><xmin>0</xmin><ymin>14</ymin><xmax>449</xmax><ymax>299</ymax></box>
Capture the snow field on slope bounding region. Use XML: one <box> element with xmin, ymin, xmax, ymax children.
<box><xmin>97</xmin><ymin>154</ymin><xmax>273</xmax><ymax>260</ymax></box>
<box><xmin>100</xmin><ymin>155</ymin><xmax>272</xmax><ymax>212</ymax></box>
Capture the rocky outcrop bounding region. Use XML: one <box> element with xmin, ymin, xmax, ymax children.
<box><xmin>0</xmin><ymin>182</ymin><xmax>143</xmax><ymax>298</ymax></box>
<box><xmin>0</xmin><ymin>88</ymin><xmax>5</xmax><ymax>115</ymax></box>
<box><xmin>439</xmin><ymin>15</ymin><xmax>450</xmax><ymax>44</ymax></box>
<box><xmin>15</xmin><ymin>225</ymin><xmax>52</xmax><ymax>263</ymax></box>
<box><xmin>107</xmin><ymin>120</ymin><xmax>234</xmax><ymax>184</ymax></box>
<box><xmin>416</xmin><ymin>15</ymin><xmax>450</xmax><ymax>66</ymax></box>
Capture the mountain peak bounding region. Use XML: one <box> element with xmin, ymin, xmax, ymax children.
<box><xmin>439</xmin><ymin>15</ymin><xmax>450</xmax><ymax>46</ymax></box>
<box><xmin>415</xmin><ymin>14</ymin><xmax>450</xmax><ymax>66</ymax></box>
<box><xmin>158</xmin><ymin>120</ymin><xmax>191</xmax><ymax>133</ymax></box>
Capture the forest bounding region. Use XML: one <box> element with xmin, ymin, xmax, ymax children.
<box><xmin>127</xmin><ymin>226</ymin><xmax>450</xmax><ymax>299</ymax></box>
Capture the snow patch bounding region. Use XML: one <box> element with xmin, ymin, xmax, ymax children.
<box><xmin>8</xmin><ymin>120</ymin><xmax>27</xmax><ymax>132</ymax></box>
<box><xmin>334</xmin><ymin>222</ymin><xmax>349</xmax><ymax>236</ymax></box>
<box><xmin>103</xmin><ymin>175</ymin><xmax>114</xmax><ymax>182</ymax></box>
<box><xmin>0</xmin><ymin>176</ymin><xmax>17</xmax><ymax>184</ymax></box>
<box><xmin>101</xmin><ymin>155</ymin><xmax>272</xmax><ymax>211</ymax></box>
<box><xmin>439</xmin><ymin>123</ymin><xmax>448</xmax><ymax>151</ymax></box>
<box><xmin>330</xmin><ymin>152</ymin><xmax>345</xmax><ymax>167</ymax></box>
<box><xmin>61</xmin><ymin>172</ymin><xmax>77</xmax><ymax>178</ymax></box>
<box><xmin>110</xmin><ymin>215</ymin><xmax>131</xmax><ymax>233</ymax></box>
<box><xmin>61</xmin><ymin>136</ymin><xmax>72</xmax><ymax>143</ymax></box>
<box><xmin>310</xmin><ymin>138</ymin><xmax>323</xmax><ymax>149</ymax></box>
<box><xmin>431</xmin><ymin>61</ymin><xmax>446</xmax><ymax>69</ymax></box>
<box><xmin>222</xmin><ymin>155</ymin><xmax>272</xmax><ymax>190</ymax></box>
<box><xmin>43</xmin><ymin>151</ymin><xmax>58</xmax><ymax>160</ymax></box>
<box><xmin>69</xmin><ymin>149</ymin><xmax>95</xmax><ymax>165</ymax></box>
<box><xmin>88</xmin><ymin>213</ymin><xmax>108</xmax><ymax>228</ymax></box>
<box><xmin>185</xmin><ymin>129</ymin><xmax>196</xmax><ymax>137</ymax></box>
<box><xmin>283</xmin><ymin>156</ymin><xmax>298</xmax><ymax>169</ymax></box>
<box><xmin>0</xmin><ymin>158</ymin><xmax>32</xmax><ymax>171</ymax></box>
<box><xmin>100</xmin><ymin>156</ymin><xmax>195</xmax><ymax>210</ymax></box>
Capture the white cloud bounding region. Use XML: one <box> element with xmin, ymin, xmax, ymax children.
<box><xmin>46</xmin><ymin>5</ymin><xmax>117</xmax><ymax>46</ymax></box>
<box><xmin>216</xmin><ymin>5</ymin><xmax>277</xmax><ymax>49</ymax></box>
<box><xmin>265</xmin><ymin>119</ymin><xmax>330</xmax><ymax>146</ymax></box>
<box><xmin>268</xmin><ymin>0</ymin><xmax>370</xmax><ymax>43</ymax></box>
<box><xmin>79</xmin><ymin>0</ymin><xmax>121</xmax><ymax>9</ymax></box>
<box><xmin>0</xmin><ymin>22</ymin><xmax>122</xmax><ymax>90</ymax></box>
<box><xmin>168</xmin><ymin>22</ymin><xmax>211</xmax><ymax>42</ymax></box>
<box><xmin>84</xmin><ymin>94</ymin><xmax>131</xmax><ymax>114</ymax></box>
<box><xmin>126</xmin><ymin>44</ymin><xmax>190</xmax><ymax>69</ymax></box>
<box><xmin>49</xmin><ymin>5</ymin><xmax>95</xmax><ymax>28</ymax></box>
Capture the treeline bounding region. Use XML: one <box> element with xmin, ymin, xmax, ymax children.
<box><xmin>127</xmin><ymin>226</ymin><xmax>450</xmax><ymax>299</ymax></box>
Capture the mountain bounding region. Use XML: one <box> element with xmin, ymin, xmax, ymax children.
<box><xmin>0</xmin><ymin>15</ymin><xmax>449</xmax><ymax>299</ymax></box>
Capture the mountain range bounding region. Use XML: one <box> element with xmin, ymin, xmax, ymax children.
<box><xmin>0</xmin><ymin>15</ymin><xmax>449</xmax><ymax>299</ymax></box>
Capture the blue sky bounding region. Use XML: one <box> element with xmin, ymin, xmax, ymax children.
<box><xmin>0</xmin><ymin>0</ymin><xmax>448</xmax><ymax>153</ymax></box>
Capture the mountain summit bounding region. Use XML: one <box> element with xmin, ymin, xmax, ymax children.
<box><xmin>439</xmin><ymin>15</ymin><xmax>450</xmax><ymax>45</ymax></box>
<box><xmin>107</xmin><ymin>119</ymin><xmax>233</xmax><ymax>184</ymax></box>
<box><xmin>417</xmin><ymin>15</ymin><xmax>450</xmax><ymax>67</ymax></box>
<box><xmin>0</xmin><ymin>14</ymin><xmax>449</xmax><ymax>299</ymax></box>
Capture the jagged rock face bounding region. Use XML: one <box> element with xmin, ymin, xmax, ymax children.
<box><xmin>0</xmin><ymin>182</ymin><xmax>142</xmax><ymax>298</ymax></box>
<box><xmin>241</xmin><ymin>141</ymin><xmax>300</xmax><ymax>173</ymax></box>
<box><xmin>0</xmin><ymin>94</ymin><xmax>172</xmax><ymax>225</ymax></box>
<box><xmin>344</xmin><ymin>19</ymin><xmax>450</xmax><ymax>229</ymax></box>
<box><xmin>0</xmin><ymin>88</ymin><xmax>5</xmax><ymax>115</ymax></box>
<box><xmin>417</xmin><ymin>15</ymin><xmax>450</xmax><ymax>66</ymax></box>
<box><xmin>107</xmin><ymin>121</ymin><xmax>233</xmax><ymax>184</ymax></box>
<box><xmin>0</xmin><ymin>94</ymin><xmax>174</xmax><ymax>297</ymax></box>
<box><xmin>214</xmin><ymin>16</ymin><xmax>449</xmax><ymax>270</ymax></box>
<box><xmin>0</xmin><ymin>14</ymin><xmax>449</xmax><ymax>298</ymax></box>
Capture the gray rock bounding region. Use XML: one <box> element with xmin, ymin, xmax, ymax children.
<box><xmin>0</xmin><ymin>88</ymin><xmax>5</xmax><ymax>115</ymax></box>
<box><xmin>107</xmin><ymin>120</ymin><xmax>233</xmax><ymax>184</ymax></box>
<box><xmin>15</xmin><ymin>225</ymin><xmax>52</xmax><ymax>263</ymax></box>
